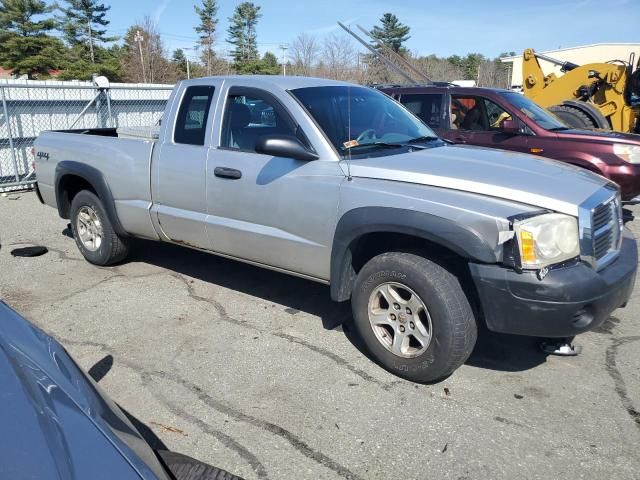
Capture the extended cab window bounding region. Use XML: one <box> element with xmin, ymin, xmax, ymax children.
<box><xmin>451</xmin><ymin>95</ymin><xmax>512</xmax><ymax>131</ymax></box>
<box><xmin>220</xmin><ymin>88</ymin><xmax>303</xmax><ymax>152</ymax></box>
<box><xmin>398</xmin><ymin>93</ymin><xmax>443</xmax><ymax>128</ymax></box>
<box><xmin>174</xmin><ymin>86</ymin><xmax>215</xmax><ymax>145</ymax></box>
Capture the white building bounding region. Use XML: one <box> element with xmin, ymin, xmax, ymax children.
<box><xmin>501</xmin><ymin>43</ymin><xmax>640</xmax><ymax>88</ymax></box>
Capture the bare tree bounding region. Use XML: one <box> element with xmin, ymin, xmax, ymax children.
<box><xmin>412</xmin><ymin>55</ymin><xmax>464</xmax><ymax>83</ymax></box>
<box><xmin>320</xmin><ymin>33</ymin><xmax>358</xmax><ymax>81</ymax></box>
<box><xmin>290</xmin><ymin>33</ymin><xmax>320</xmax><ymax>76</ymax></box>
<box><xmin>122</xmin><ymin>17</ymin><xmax>179</xmax><ymax>84</ymax></box>
<box><xmin>477</xmin><ymin>59</ymin><xmax>510</xmax><ymax>88</ymax></box>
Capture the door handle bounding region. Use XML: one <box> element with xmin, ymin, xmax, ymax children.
<box><xmin>214</xmin><ymin>167</ymin><xmax>242</xmax><ymax>179</ymax></box>
<box><xmin>452</xmin><ymin>137</ymin><xmax>467</xmax><ymax>144</ymax></box>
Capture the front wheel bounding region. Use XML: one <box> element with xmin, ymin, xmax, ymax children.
<box><xmin>351</xmin><ymin>252</ymin><xmax>477</xmax><ymax>383</ymax></box>
<box><xmin>70</xmin><ymin>190</ymin><xmax>129</xmax><ymax>266</ymax></box>
<box><xmin>157</xmin><ymin>450</ymin><xmax>244</xmax><ymax>480</ymax></box>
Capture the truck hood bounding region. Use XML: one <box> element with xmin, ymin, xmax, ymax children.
<box><xmin>346</xmin><ymin>145</ymin><xmax>610</xmax><ymax>216</ymax></box>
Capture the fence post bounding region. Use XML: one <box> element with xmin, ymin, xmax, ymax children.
<box><xmin>0</xmin><ymin>85</ymin><xmax>20</xmax><ymax>183</ymax></box>
<box><xmin>106</xmin><ymin>88</ymin><xmax>113</xmax><ymax>127</ymax></box>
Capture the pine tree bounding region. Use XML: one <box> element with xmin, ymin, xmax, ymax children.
<box><xmin>0</xmin><ymin>0</ymin><xmax>63</xmax><ymax>79</ymax></box>
<box><xmin>371</xmin><ymin>13</ymin><xmax>410</xmax><ymax>55</ymax></box>
<box><xmin>171</xmin><ymin>48</ymin><xmax>188</xmax><ymax>77</ymax></box>
<box><xmin>226</xmin><ymin>2</ymin><xmax>261</xmax><ymax>68</ymax></box>
<box><xmin>194</xmin><ymin>0</ymin><xmax>218</xmax><ymax>76</ymax></box>
<box><xmin>60</xmin><ymin>0</ymin><xmax>114</xmax><ymax>63</ymax></box>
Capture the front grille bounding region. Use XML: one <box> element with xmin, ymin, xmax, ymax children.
<box><xmin>580</xmin><ymin>188</ymin><xmax>623</xmax><ymax>269</ymax></box>
<box><xmin>592</xmin><ymin>200</ymin><xmax>620</xmax><ymax>261</ymax></box>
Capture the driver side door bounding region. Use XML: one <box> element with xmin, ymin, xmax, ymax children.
<box><xmin>206</xmin><ymin>86</ymin><xmax>343</xmax><ymax>280</ymax></box>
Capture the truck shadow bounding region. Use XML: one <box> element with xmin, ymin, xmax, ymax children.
<box><xmin>128</xmin><ymin>240</ymin><xmax>548</xmax><ymax>374</ymax></box>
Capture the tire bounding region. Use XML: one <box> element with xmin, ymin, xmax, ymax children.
<box><xmin>351</xmin><ymin>252</ymin><xmax>477</xmax><ymax>383</ymax></box>
<box><xmin>70</xmin><ymin>190</ymin><xmax>129</xmax><ymax>266</ymax></box>
<box><xmin>157</xmin><ymin>450</ymin><xmax>244</xmax><ymax>480</ymax></box>
<box><xmin>548</xmin><ymin>104</ymin><xmax>596</xmax><ymax>129</ymax></box>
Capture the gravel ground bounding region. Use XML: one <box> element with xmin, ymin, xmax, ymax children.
<box><xmin>1</xmin><ymin>191</ymin><xmax>639</xmax><ymax>480</ymax></box>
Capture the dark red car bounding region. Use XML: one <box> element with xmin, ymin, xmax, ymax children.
<box><xmin>380</xmin><ymin>85</ymin><xmax>640</xmax><ymax>200</ymax></box>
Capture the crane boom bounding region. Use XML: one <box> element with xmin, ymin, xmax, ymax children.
<box><xmin>355</xmin><ymin>24</ymin><xmax>431</xmax><ymax>83</ymax></box>
<box><xmin>336</xmin><ymin>22</ymin><xmax>419</xmax><ymax>85</ymax></box>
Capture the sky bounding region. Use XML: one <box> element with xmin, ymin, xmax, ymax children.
<box><xmin>101</xmin><ymin>0</ymin><xmax>640</xmax><ymax>61</ymax></box>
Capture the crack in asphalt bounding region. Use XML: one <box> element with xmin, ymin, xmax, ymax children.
<box><xmin>169</xmin><ymin>273</ymin><xmax>252</xmax><ymax>329</ymax></box>
<box><xmin>169</xmin><ymin>375</ymin><xmax>365</xmax><ymax>480</ymax></box>
<box><xmin>273</xmin><ymin>332</ymin><xmax>391</xmax><ymax>391</ymax></box>
<box><xmin>54</xmin><ymin>274</ymin><xmax>125</xmax><ymax>303</ymax></box>
<box><xmin>60</xmin><ymin>337</ymin><xmax>363</xmax><ymax>480</ymax></box>
<box><xmin>169</xmin><ymin>272</ymin><xmax>396</xmax><ymax>392</ymax></box>
<box><xmin>60</xmin><ymin>338</ymin><xmax>269</xmax><ymax>479</ymax></box>
<box><xmin>605</xmin><ymin>336</ymin><xmax>640</xmax><ymax>432</ymax></box>
<box><xmin>142</xmin><ymin>374</ymin><xmax>270</xmax><ymax>479</ymax></box>
<box><xmin>50</xmin><ymin>271</ymin><xmax>168</xmax><ymax>305</ymax></box>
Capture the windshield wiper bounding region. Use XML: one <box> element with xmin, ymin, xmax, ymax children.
<box><xmin>547</xmin><ymin>126</ymin><xmax>570</xmax><ymax>131</ymax></box>
<box><xmin>407</xmin><ymin>135</ymin><xmax>440</xmax><ymax>143</ymax></box>
<box><xmin>344</xmin><ymin>140</ymin><xmax>432</xmax><ymax>152</ymax></box>
<box><xmin>344</xmin><ymin>142</ymin><xmax>412</xmax><ymax>151</ymax></box>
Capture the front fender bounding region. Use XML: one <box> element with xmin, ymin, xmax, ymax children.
<box><xmin>329</xmin><ymin>207</ymin><xmax>498</xmax><ymax>301</ymax></box>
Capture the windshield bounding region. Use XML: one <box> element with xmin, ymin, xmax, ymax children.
<box><xmin>290</xmin><ymin>86</ymin><xmax>437</xmax><ymax>158</ymax></box>
<box><xmin>498</xmin><ymin>91</ymin><xmax>567</xmax><ymax>131</ymax></box>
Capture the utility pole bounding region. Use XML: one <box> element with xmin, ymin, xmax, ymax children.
<box><xmin>279</xmin><ymin>44</ymin><xmax>288</xmax><ymax>76</ymax></box>
<box><xmin>88</xmin><ymin>20</ymin><xmax>95</xmax><ymax>63</ymax></box>
<box><xmin>184</xmin><ymin>47</ymin><xmax>194</xmax><ymax>79</ymax></box>
<box><xmin>134</xmin><ymin>30</ymin><xmax>147</xmax><ymax>83</ymax></box>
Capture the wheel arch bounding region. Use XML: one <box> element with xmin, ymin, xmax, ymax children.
<box><xmin>55</xmin><ymin>161</ymin><xmax>128</xmax><ymax>237</ymax></box>
<box><xmin>329</xmin><ymin>207</ymin><xmax>498</xmax><ymax>302</ymax></box>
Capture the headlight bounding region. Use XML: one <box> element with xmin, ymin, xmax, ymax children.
<box><xmin>513</xmin><ymin>213</ymin><xmax>579</xmax><ymax>269</ymax></box>
<box><xmin>613</xmin><ymin>143</ymin><xmax>640</xmax><ymax>164</ymax></box>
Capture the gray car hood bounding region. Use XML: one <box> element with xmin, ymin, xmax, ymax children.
<box><xmin>347</xmin><ymin>145</ymin><xmax>610</xmax><ymax>216</ymax></box>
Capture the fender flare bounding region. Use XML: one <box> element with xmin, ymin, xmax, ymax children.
<box><xmin>54</xmin><ymin>161</ymin><xmax>128</xmax><ymax>237</ymax></box>
<box><xmin>329</xmin><ymin>207</ymin><xmax>498</xmax><ymax>301</ymax></box>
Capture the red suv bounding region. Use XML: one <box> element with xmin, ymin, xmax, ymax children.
<box><xmin>380</xmin><ymin>85</ymin><xmax>640</xmax><ymax>200</ymax></box>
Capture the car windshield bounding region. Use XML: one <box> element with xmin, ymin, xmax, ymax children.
<box><xmin>498</xmin><ymin>91</ymin><xmax>568</xmax><ymax>131</ymax></box>
<box><xmin>290</xmin><ymin>86</ymin><xmax>438</xmax><ymax>158</ymax></box>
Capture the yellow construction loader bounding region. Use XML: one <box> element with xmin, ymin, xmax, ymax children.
<box><xmin>521</xmin><ymin>48</ymin><xmax>640</xmax><ymax>134</ymax></box>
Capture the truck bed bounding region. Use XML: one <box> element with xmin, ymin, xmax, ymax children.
<box><xmin>34</xmin><ymin>128</ymin><xmax>160</xmax><ymax>240</ymax></box>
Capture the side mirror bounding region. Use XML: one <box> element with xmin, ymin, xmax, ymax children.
<box><xmin>255</xmin><ymin>135</ymin><xmax>319</xmax><ymax>161</ymax></box>
<box><xmin>500</xmin><ymin>118</ymin><xmax>520</xmax><ymax>134</ymax></box>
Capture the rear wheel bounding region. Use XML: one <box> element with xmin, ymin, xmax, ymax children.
<box><xmin>70</xmin><ymin>190</ymin><xmax>129</xmax><ymax>265</ymax></box>
<box><xmin>351</xmin><ymin>252</ymin><xmax>477</xmax><ymax>383</ymax></box>
<box><xmin>548</xmin><ymin>104</ymin><xmax>597</xmax><ymax>129</ymax></box>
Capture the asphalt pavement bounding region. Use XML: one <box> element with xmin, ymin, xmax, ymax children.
<box><xmin>1</xmin><ymin>191</ymin><xmax>639</xmax><ymax>480</ymax></box>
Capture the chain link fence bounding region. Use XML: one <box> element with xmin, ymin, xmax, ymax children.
<box><xmin>0</xmin><ymin>80</ymin><xmax>174</xmax><ymax>192</ymax></box>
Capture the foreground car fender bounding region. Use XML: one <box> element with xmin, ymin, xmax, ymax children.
<box><xmin>0</xmin><ymin>301</ymin><xmax>170</xmax><ymax>480</ymax></box>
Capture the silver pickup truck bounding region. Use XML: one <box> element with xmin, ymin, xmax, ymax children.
<box><xmin>34</xmin><ymin>76</ymin><xmax>637</xmax><ymax>382</ymax></box>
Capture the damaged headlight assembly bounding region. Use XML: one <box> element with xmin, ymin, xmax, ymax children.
<box><xmin>504</xmin><ymin>213</ymin><xmax>580</xmax><ymax>274</ymax></box>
